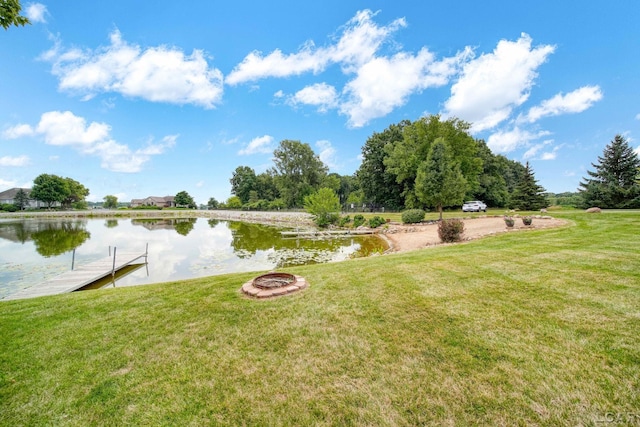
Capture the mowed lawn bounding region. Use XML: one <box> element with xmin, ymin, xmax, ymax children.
<box><xmin>1</xmin><ymin>211</ymin><xmax>638</xmax><ymax>426</ymax></box>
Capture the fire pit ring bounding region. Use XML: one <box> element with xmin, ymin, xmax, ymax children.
<box><xmin>241</xmin><ymin>272</ymin><xmax>308</xmax><ymax>298</ymax></box>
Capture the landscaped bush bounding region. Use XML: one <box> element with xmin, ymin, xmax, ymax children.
<box><xmin>401</xmin><ymin>209</ymin><xmax>425</xmax><ymax>224</ymax></box>
<box><xmin>339</xmin><ymin>215</ymin><xmax>351</xmax><ymax>227</ymax></box>
<box><xmin>0</xmin><ymin>203</ymin><xmax>17</xmax><ymax>212</ymax></box>
<box><xmin>438</xmin><ymin>218</ymin><xmax>465</xmax><ymax>243</ymax></box>
<box><xmin>353</xmin><ymin>214</ymin><xmax>366</xmax><ymax>228</ymax></box>
<box><xmin>368</xmin><ymin>216</ymin><xmax>386</xmax><ymax>228</ymax></box>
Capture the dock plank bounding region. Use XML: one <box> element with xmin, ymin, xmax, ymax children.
<box><xmin>4</xmin><ymin>251</ymin><xmax>147</xmax><ymax>301</ymax></box>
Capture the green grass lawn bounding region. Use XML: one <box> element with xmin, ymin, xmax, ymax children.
<box><xmin>1</xmin><ymin>211</ymin><xmax>639</xmax><ymax>426</ymax></box>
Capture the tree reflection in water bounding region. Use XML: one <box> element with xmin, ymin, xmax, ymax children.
<box><xmin>0</xmin><ymin>220</ymin><xmax>91</xmax><ymax>257</ymax></box>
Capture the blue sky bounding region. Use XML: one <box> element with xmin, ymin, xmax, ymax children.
<box><xmin>2</xmin><ymin>1</ymin><xmax>639</xmax><ymax>205</ymax></box>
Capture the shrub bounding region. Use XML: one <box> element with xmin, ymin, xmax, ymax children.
<box><xmin>438</xmin><ymin>218</ymin><xmax>465</xmax><ymax>243</ymax></box>
<box><xmin>339</xmin><ymin>215</ymin><xmax>351</xmax><ymax>227</ymax></box>
<box><xmin>353</xmin><ymin>214</ymin><xmax>366</xmax><ymax>228</ymax></box>
<box><xmin>402</xmin><ymin>209</ymin><xmax>425</xmax><ymax>224</ymax></box>
<box><xmin>368</xmin><ymin>216</ymin><xmax>386</xmax><ymax>228</ymax></box>
<box><xmin>304</xmin><ymin>188</ymin><xmax>341</xmax><ymax>228</ymax></box>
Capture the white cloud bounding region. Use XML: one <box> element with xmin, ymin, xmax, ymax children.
<box><xmin>43</xmin><ymin>30</ymin><xmax>224</xmax><ymax>108</ymax></box>
<box><xmin>522</xmin><ymin>86</ymin><xmax>603</xmax><ymax>123</ymax></box>
<box><xmin>522</xmin><ymin>140</ymin><xmax>551</xmax><ymax>160</ymax></box>
<box><xmin>443</xmin><ymin>33</ymin><xmax>555</xmax><ymax>132</ymax></box>
<box><xmin>226</xmin><ymin>10</ymin><xmax>405</xmax><ymax>85</ymax></box>
<box><xmin>0</xmin><ymin>155</ymin><xmax>30</xmax><ymax>167</ymax></box>
<box><xmin>2</xmin><ymin>123</ymin><xmax>34</xmax><ymax>139</ymax></box>
<box><xmin>487</xmin><ymin>126</ymin><xmax>550</xmax><ymax>153</ymax></box>
<box><xmin>238</xmin><ymin>135</ymin><xmax>274</xmax><ymax>155</ymax></box>
<box><xmin>8</xmin><ymin>111</ymin><xmax>175</xmax><ymax>173</ymax></box>
<box><xmin>26</xmin><ymin>3</ymin><xmax>47</xmax><ymax>23</ymax></box>
<box><xmin>0</xmin><ymin>179</ymin><xmax>18</xmax><ymax>190</ymax></box>
<box><xmin>227</xmin><ymin>9</ymin><xmax>470</xmax><ymax>127</ymax></box>
<box><xmin>540</xmin><ymin>147</ymin><xmax>559</xmax><ymax>160</ymax></box>
<box><xmin>635</xmin><ymin>145</ymin><xmax>640</xmax><ymax>156</ymax></box>
<box><xmin>635</xmin><ymin>113</ymin><xmax>640</xmax><ymax>120</ymax></box>
<box><xmin>316</xmin><ymin>140</ymin><xmax>337</xmax><ymax>169</ymax></box>
<box><xmin>342</xmin><ymin>48</ymin><xmax>471</xmax><ymax>127</ymax></box>
<box><xmin>36</xmin><ymin>111</ymin><xmax>110</xmax><ymax>146</ymax></box>
<box><xmin>288</xmin><ymin>83</ymin><xmax>338</xmax><ymax>112</ymax></box>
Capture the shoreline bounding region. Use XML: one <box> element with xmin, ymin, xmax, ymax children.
<box><xmin>0</xmin><ymin>209</ymin><xmax>316</xmax><ymax>228</ymax></box>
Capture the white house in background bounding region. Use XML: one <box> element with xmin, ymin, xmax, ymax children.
<box><xmin>129</xmin><ymin>196</ymin><xmax>176</xmax><ymax>208</ymax></box>
<box><xmin>0</xmin><ymin>188</ymin><xmax>56</xmax><ymax>209</ymax></box>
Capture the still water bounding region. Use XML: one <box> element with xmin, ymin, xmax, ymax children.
<box><xmin>0</xmin><ymin>217</ymin><xmax>386</xmax><ymax>299</ymax></box>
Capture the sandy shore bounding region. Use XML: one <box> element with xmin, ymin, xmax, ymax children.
<box><xmin>380</xmin><ymin>215</ymin><xmax>568</xmax><ymax>252</ymax></box>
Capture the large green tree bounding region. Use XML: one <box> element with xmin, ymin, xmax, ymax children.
<box><xmin>474</xmin><ymin>140</ymin><xmax>510</xmax><ymax>207</ymax></box>
<box><xmin>579</xmin><ymin>135</ymin><xmax>640</xmax><ymax>208</ymax></box>
<box><xmin>510</xmin><ymin>162</ymin><xmax>548</xmax><ymax>211</ymax></box>
<box><xmin>103</xmin><ymin>195</ymin><xmax>118</xmax><ymax>209</ymax></box>
<box><xmin>384</xmin><ymin>115</ymin><xmax>482</xmax><ymax>208</ymax></box>
<box><xmin>357</xmin><ymin>121</ymin><xmax>408</xmax><ymax>210</ymax></box>
<box><xmin>271</xmin><ymin>140</ymin><xmax>328</xmax><ymax>208</ymax></box>
<box><xmin>1</xmin><ymin>0</ymin><xmax>30</xmax><ymax>30</ymax></box>
<box><xmin>415</xmin><ymin>138</ymin><xmax>467</xmax><ymax>220</ymax></box>
<box><xmin>230</xmin><ymin>166</ymin><xmax>258</xmax><ymax>205</ymax></box>
<box><xmin>62</xmin><ymin>177</ymin><xmax>89</xmax><ymax>209</ymax></box>
<box><xmin>31</xmin><ymin>174</ymin><xmax>68</xmax><ymax>208</ymax></box>
<box><xmin>174</xmin><ymin>191</ymin><xmax>196</xmax><ymax>208</ymax></box>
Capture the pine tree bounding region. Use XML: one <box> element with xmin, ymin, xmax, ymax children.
<box><xmin>579</xmin><ymin>135</ymin><xmax>640</xmax><ymax>208</ymax></box>
<box><xmin>415</xmin><ymin>138</ymin><xmax>467</xmax><ymax>220</ymax></box>
<box><xmin>510</xmin><ymin>162</ymin><xmax>548</xmax><ymax>211</ymax></box>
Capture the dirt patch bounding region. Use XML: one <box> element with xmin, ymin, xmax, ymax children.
<box><xmin>380</xmin><ymin>216</ymin><xmax>569</xmax><ymax>253</ymax></box>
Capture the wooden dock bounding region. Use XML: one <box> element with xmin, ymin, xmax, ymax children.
<box><xmin>281</xmin><ymin>229</ymin><xmax>378</xmax><ymax>238</ymax></box>
<box><xmin>4</xmin><ymin>250</ymin><xmax>148</xmax><ymax>301</ymax></box>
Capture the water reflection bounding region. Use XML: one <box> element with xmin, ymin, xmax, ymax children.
<box><xmin>0</xmin><ymin>217</ymin><xmax>387</xmax><ymax>299</ymax></box>
<box><xmin>0</xmin><ymin>220</ymin><xmax>90</xmax><ymax>257</ymax></box>
<box><xmin>105</xmin><ymin>219</ymin><xmax>118</xmax><ymax>228</ymax></box>
<box><xmin>132</xmin><ymin>217</ymin><xmax>197</xmax><ymax>236</ymax></box>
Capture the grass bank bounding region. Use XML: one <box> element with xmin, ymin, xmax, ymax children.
<box><xmin>1</xmin><ymin>211</ymin><xmax>638</xmax><ymax>426</ymax></box>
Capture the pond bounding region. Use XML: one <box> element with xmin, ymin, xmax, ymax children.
<box><xmin>0</xmin><ymin>217</ymin><xmax>387</xmax><ymax>299</ymax></box>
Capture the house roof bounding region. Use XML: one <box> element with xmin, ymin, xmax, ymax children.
<box><xmin>0</xmin><ymin>188</ymin><xmax>31</xmax><ymax>199</ymax></box>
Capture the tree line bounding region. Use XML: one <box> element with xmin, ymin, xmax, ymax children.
<box><xmin>224</xmin><ymin>116</ymin><xmax>639</xmax><ymax>214</ymax></box>
<box><xmin>224</xmin><ymin>115</ymin><xmax>550</xmax><ymax>214</ymax></box>
<box><xmin>2</xmin><ymin>117</ymin><xmax>638</xmax><ymax>214</ymax></box>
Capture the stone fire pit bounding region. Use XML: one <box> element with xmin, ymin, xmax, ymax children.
<box><xmin>241</xmin><ymin>272</ymin><xmax>308</xmax><ymax>298</ymax></box>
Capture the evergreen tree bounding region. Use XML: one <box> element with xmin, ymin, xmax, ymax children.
<box><xmin>13</xmin><ymin>188</ymin><xmax>29</xmax><ymax>210</ymax></box>
<box><xmin>510</xmin><ymin>162</ymin><xmax>548</xmax><ymax>211</ymax></box>
<box><xmin>579</xmin><ymin>135</ymin><xmax>640</xmax><ymax>208</ymax></box>
<box><xmin>415</xmin><ymin>138</ymin><xmax>467</xmax><ymax>220</ymax></box>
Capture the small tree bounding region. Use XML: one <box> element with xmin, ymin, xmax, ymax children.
<box><xmin>13</xmin><ymin>188</ymin><xmax>29</xmax><ymax>210</ymax></box>
<box><xmin>103</xmin><ymin>195</ymin><xmax>118</xmax><ymax>209</ymax></box>
<box><xmin>225</xmin><ymin>196</ymin><xmax>243</xmax><ymax>209</ymax></box>
<box><xmin>510</xmin><ymin>162</ymin><xmax>548</xmax><ymax>211</ymax></box>
<box><xmin>175</xmin><ymin>191</ymin><xmax>196</xmax><ymax>208</ymax></box>
<box><xmin>579</xmin><ymin>135</ymin><xmax>640</xmax><ymax>208</ymax></box>
<box><xmin>415</xmin><ymin>138</ymin><xmax>467</xmax><ymax>220</ymax></box>
<box><xmin>207</xmin><ymin>197</ymin><xmax>219</xmax><ymax>210</ymax></box>
<box><xmin>304</xmin><ymin>187</ymin><xmax>341</xmax><ymax>228</ymax></box>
